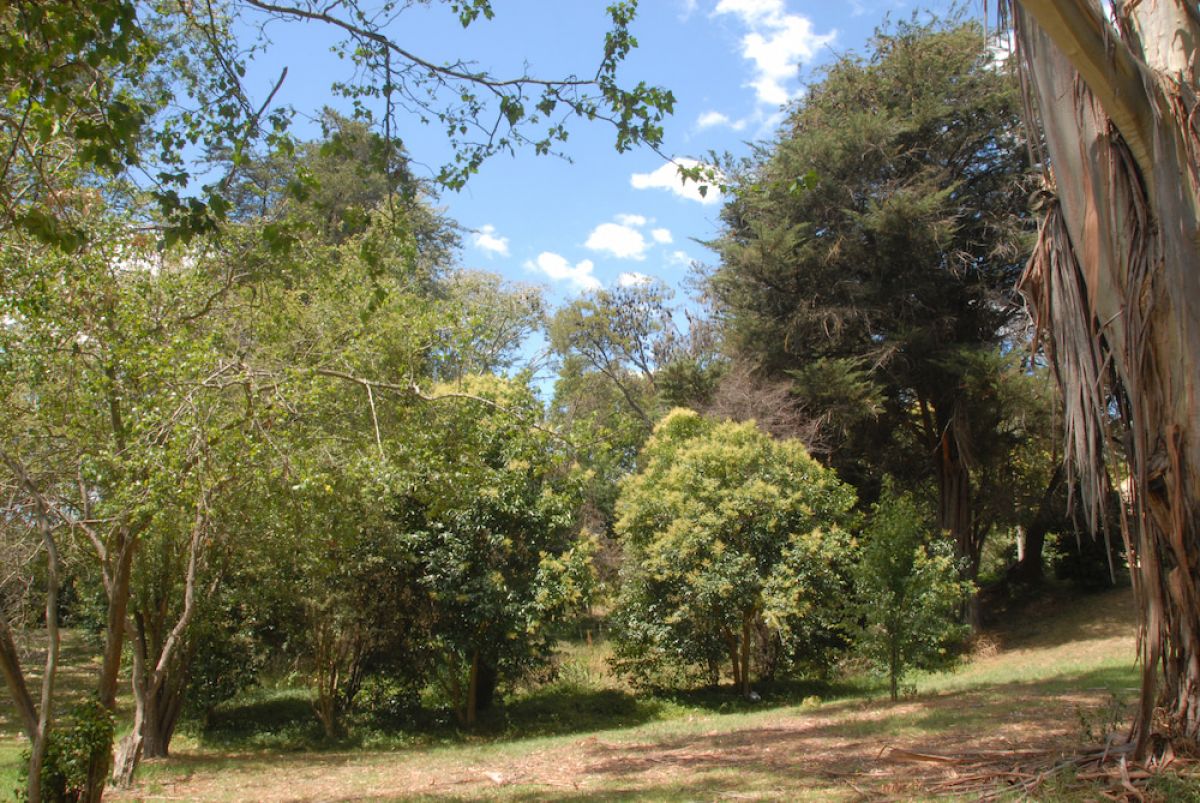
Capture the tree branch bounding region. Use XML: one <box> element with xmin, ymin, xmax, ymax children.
<box><xmin>313</xmin><ymin>368</ymin><xmax>573</xmax><ymax>445</ymax></box>
<box><xmin>242</xmin><ymin>0</ymin><xmax>594</xmax><ymax>93</ymax></box>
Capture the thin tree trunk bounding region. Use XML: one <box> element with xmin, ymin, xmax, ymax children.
<box><xmin>725</xmin><ymin>631</ymin><xmax>741</xmax><ymax>689</ymax></box>
<box><xmin>83</xmin><ymin>522</ymin><xmax>140</xmax><ymax>803</ymax></box>
<box><xmin>0</xmin><ymin>452</ymin><xmax>65</xmax><ymax>802</ymax></box>
<box><xmin>474</xmin><ymin>658</ymin><xmax>498</xmax><ymax>713</ymax></box>
<box><xmin>466</xmin><ymin>650</ymin><xmax>480</xmax><ymax>726</ymax></box>
<box><xmin>739</xmin><ymin>611</ymin><xmax>753</xmax><ymax>699</ymax></box>
<box><xmin>31</xmin><ymin>511</ymin><xmax>61</xmax><ymax>803</ymax></box>
<box><xmin>113</xmin><ymin>627</ymin><xmax>148</xmax><ymax>788</ymax></box>
<box><xmin>1010</xmin><ymin>463</ymin><xmax>1065</xmax><ymax>584</ymax></box>
<box><xmin>0</xmin><ymin>619</ymin><xmax>37</xmax><ymax>741</ymax></box>
<box><xmin>889</xmin><ymin>636</ymin><xmax>900</xmax><ymax>702</ymax></box>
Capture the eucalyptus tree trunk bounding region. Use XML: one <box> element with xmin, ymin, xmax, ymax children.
<box><xmin>1007</xmin><ymin>0</ymin><xmax>1200</xmax><ymax>753</ymax></box>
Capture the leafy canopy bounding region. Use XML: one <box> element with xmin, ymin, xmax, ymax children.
<box><xmin>611</xmin><ymin>409</ymin><xmax>856</xmax><ymax>690</ymax></box>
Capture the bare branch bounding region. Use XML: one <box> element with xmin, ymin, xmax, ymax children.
<box><xmin>313</xmin><ymin>367</ymin><xmax>573</xmax><ymax>445</ymax></box>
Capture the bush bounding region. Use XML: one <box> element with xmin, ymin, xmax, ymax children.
<box><xmin>21</xmin><ymin>698</ymin><xmax>114</xmax><ymax>802</ymax></box>
<box><xmin>853</xmin><ymin>482</ymin><xmax>972</xmax><ymax>701</ymax></box>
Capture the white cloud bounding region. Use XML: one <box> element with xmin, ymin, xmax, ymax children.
<box><xmin>585</xmin><ymin>222</ymin><xmax>649</xmax><ymax>260</ymax></box>
<box><xmin>471</xmin><ymin>224</ymin><xmax>510</xmax><ymax>257</ymax></box>
<box><xmin>714</xmin><ymin>0</ymin><xmax>835</xmax><ymax>106</ymax></box>
<box><xmin>618</xmin><ymin>272</ymin><xmax>653</xmax><ymax>288</ymax></box>
<box><xmin>630</xmin><ymin>159</ymin><xmax>722</xmax><ymax>205</ymax></box>
<box><xmin>697</xmin><ymin>110</ymin><xmax>731</xmax><ymax>129</ymax></box>
<box><xmin>614</xmin><ymin>213</ymin><xmax>648</xmax><ymax>227</ymax></box>
<box><xmin>666</xmin><ymin>250</ymin><xmax>694</xmax><ymax>268</ymax></box>
<box><xmin>524</xmin><ymin>252</ymin><xmax>600</xmax><ymax>292</ymax></box>
<box><xmin>651</xmin><ymin>228</ymin><xmax>673</xmax><ymax>244</ymax></box>
<box><xmin>696</xmin><ymin>110</ymin><xmax>749</xmax><ymax>132</ymax></box>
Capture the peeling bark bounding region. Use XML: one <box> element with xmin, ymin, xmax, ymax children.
<box><xmin>1010</xmin><ymin>0</ymin><xmax>1200</xmax><ymax>753</ymax></box>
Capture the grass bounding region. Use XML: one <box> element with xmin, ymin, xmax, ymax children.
<box><xmin>4</xmin><ymin>584</ymin><xmax>1180</xmax><ymax>801</ymax></box>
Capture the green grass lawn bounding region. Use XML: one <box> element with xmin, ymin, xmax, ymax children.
<box><xmin>5</xmin><ymin>585</ymin><xmax>1185</xmax><ymax>801</ymax></box>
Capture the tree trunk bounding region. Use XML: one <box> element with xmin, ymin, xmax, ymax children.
<box><xmin>144</xmin><ymin>675</ymin><xmax>185</xmax><ymax>759</ymax></box>
<box><xmin>725</xmin><ymin>632</ymin><xmax>741</xmax><ymax>690</ymax></box>
<box><xmin>474</xmin><ymin>658</ymin><xmax>498</xmax><ymax>713</ymax></box>
<box><xmin>889</xmin><ymin>637</ymin><xmax>900</xmax><ymax>702</ymax></box>
<box><xmin>739</xmin><ymin>611</ymin><xmax>753</xmax><ymax>699</ymax></box>
<box><xmin>0</xmin><ymin>456</ymin><xmax>64</xmax><ymax>803</ymax></box>
<box><xmin>1010</xmin><ymin>0</ymin><xmax>1200</xmax><ymax>753</ymax></box>
<box><xmin>1009</xmin><ymin>464</ymin><xmax>1066</xmax><ymax>585</ymax></box>
<box><xmin>114</xmin><ymin>618</ymin><xmax>148</xmax><ymax>785</ymax></box>
<box><xmin>466</xmin><ymin>650</ymin><xmax>480</xmax><ymax>727</ymax></box>
<box><xmin>936</xmin><ymin>425</ymin><xmax>984</xmax><ymax>629</ymax></box>
<box><xmin>112</xmin><ymin>623</ymin><xmax>184</xmax><ymax>785</ymax></box>
<box><xmin>84</xmin><ymin>523</ymin><xmax>140</xmax><ymax>803</ymax></box>
<box><xmin>937</xmin><ymin>428</ymin><xmax>977</xmax><ymax>569</ymax></box>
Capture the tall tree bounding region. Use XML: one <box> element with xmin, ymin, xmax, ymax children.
<box><xmin>707</xmin><ymin>18</ymin><xmax>1033</xmax><ymax>604</ymax></box>
<box><xmin>395</xmin><ymin>375</ymin><xmax>593</xmax><ymax>726</ymax></box>
<box><xmin>1002</xmin><ymin>0</ymin><xmax>1200</xmax><ymax>751</ymax></box>
<box><xmin>549</xmin><ymin>280</ymin><xmax>680</xmax><ymax>427</ymax></box>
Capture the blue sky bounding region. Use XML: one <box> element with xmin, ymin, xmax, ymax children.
<box><xmin>245</xmin><ymin>0</ymin><xmax>968</xmax><ymax>304</ymax></box>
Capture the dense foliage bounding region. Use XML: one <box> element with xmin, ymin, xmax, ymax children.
<box><xmin>610</xmin><ymin>410</ymin><xmax>857</xmax><ymax>694</ymax></box>
<box><xmin>854</xmin><ymin>483</ymin><xmax>972</xmax><ymax>701</ymax></box>
<box><xmin>707</xmin><ymin>17</ymin><xmax>1036</xmax><ymax>588</ymax></box>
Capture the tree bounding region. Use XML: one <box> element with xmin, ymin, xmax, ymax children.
<box><xmin>707</xmin><ymin>17</ymin><xmax>1034</xmax><ymax>606</ymax></box>
<box><xmin>1001</xmin><ymin>0</ymin><xmax>1200</xmax><ymax>751</ymax></box>
<box><xmin>611</xmin><ymin>410</ymin><xmax>856</xmax><ymax>696</ymax></box>
<box><xmin>854</xmin><ymin>482</ymin><xmax>972</xmax><ymax>701</ymax></box>
<box><xmin>548</xmin><ymin>281</ymin><xmax>719</xmax><ymax>587</ymax></box>
<box><xmin>549</xmin><ymin>280</ymin><xmax>680</xmax><ymax>427</ymax></box>
<box><xmin>0</xmin><ymin>214</ymin><xmax>262</xmax><ymax>799</ymax></box>
<box><xmin>431</xmin><ymin>271</ymin><xmax>545</xmax><ymax>381</ymax></box>
<box><xmin>1</xmin><ymin>0</ymin><xmax>674</xmax><ymax>248</ymax></box>
<box><xmin>395</xmin><ymin>375</ymin><xmax>593</xmax><ymax>726</ymax></box>
<box><xmin>274</xmin><ymin>462</ymin><xmax>430</xmax><ymax>740</ymax></box>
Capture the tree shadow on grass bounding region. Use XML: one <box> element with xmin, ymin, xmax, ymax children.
<box><xmin>986</xmin><ymin>585</ymin><xmax>1136</xmax><ymax>651</ymax></box>
<box><xmin>488</xmin><ymin>687</ymin><xmax>665</xmax><ymax>740</ymax></box>
<box><xmin>197</xmin><ymin>688</ymin><xmax>327</xmax><ymax>751</ymax></box>
<box><xmin>120</xmin><ymin>664</ymin><xmax>1140</xmax><ymax>802</ymax></box>
<box><xmin>482</xmin><ymin>664</ymin><xmax>1142</xmax><ymax>803</ymax></box>
<box><xmin>193</xmin><ymin>676</ymin><xmax>859</xmax><ymax>754</ymax></box>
